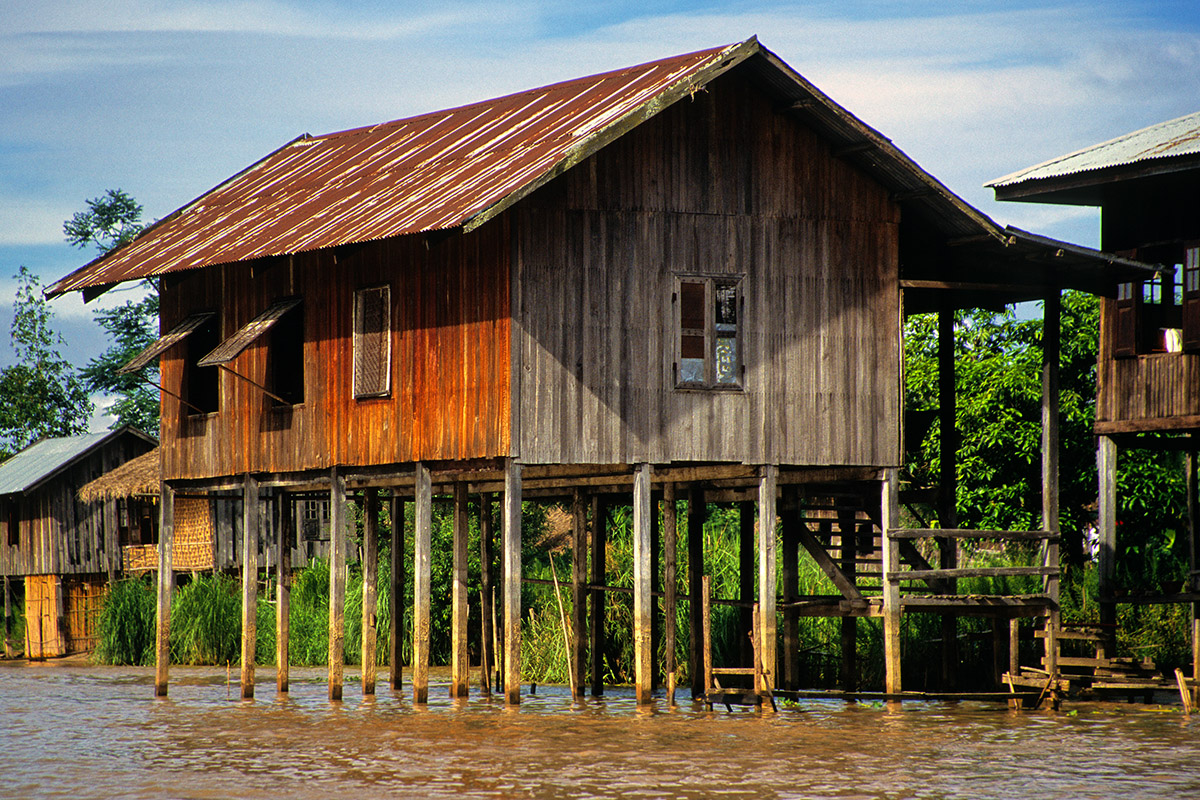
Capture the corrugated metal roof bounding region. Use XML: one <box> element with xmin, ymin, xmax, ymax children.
<box><xmin>989</xmin><ymin>110</ymin><xmax>1200</xmax><ymax>189</ymax></box>
<box><xmin>0</xmin><ymin>432</ymin><xmax>112</xmax><ymax>495</ymax></box>
<box><xmin>47</xmin><ymin>40</ymin><xmax>757</xmax><ymax>297</ymax></box>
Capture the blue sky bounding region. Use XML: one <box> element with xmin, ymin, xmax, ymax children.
<box><xmin>2</xmin><ymin>1</ymin><xmax>1199</xmax><ymax>426</ymax></box>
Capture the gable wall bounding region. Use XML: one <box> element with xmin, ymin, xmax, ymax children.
<box><xmin>512</xmin><ymin>67</ymin><xmax>902</xmax><ymax>466</ymax></box>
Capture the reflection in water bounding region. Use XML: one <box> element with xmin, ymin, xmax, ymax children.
<box><xmin>2</xmin><ymin>662</ymin><xmax>1198</xmax><ymax>799</ymax></box>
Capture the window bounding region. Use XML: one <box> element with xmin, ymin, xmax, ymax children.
<box><xmin>184</xmin><ymin>313</ymin><xmax>221</xmax><ymax>414</ymax></box>
<box><xmin>268</xmin><ymin>302</ymin><xmax>304</xmax><ymax>406</ymax></box>
<box><xmin>1184</xmin><ymin>245</ymin><xmax>1200</xmax><ymax>352</ymax></box>
<box><xmin>1114</xmin><ymin>246</ymin><xmax>1187</xmax><ymax>358</ymax></box>
<box><xmin>354</xmin><ymin>285</ymin><xmax>391</xmax><ymax>398</ymax></box>
<box><xmin>673</xmin><ymin>275</ymin><xmax>742</xmax><ymax>389</ymax></box>
<box><xmin>4</xmin><ymin>499</ymin><xmax>18</xmax><ymax>548</ymax></box>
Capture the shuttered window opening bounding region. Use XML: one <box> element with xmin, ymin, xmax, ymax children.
<box><xmin>197</xmin><ymin>296</ymin><xmax>302</xmax><ymax>367</ymax></box>
<box><xmin>672</xmin><ymin>274</ymin><xmax>743</xmax><ymax>389</ymax></box>
<box><xmin>354</xmin><ymin>285</ymin><xmax>391</xmax><ymax>398</ymax></box>
<box><xmin>118</xmin><ymin>311</ymin><xmax>215</xmax><ymax>374</ymax></box>
<box><xmin>1183</xmin><ymin>245</ymin><xmax>1200</xmax><ymax>352</ymax></box>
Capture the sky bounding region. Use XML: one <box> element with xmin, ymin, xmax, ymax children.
<box><xmin>2</xmin><ymin>0</ymin><xmax>1199</xmax><ymax>428</ymax></box>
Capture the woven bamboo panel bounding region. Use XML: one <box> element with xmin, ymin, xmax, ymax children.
<box><xmin>24</xmin><ymin>575</ymin><xmax>64</xmax><ymax>658</ymax></box>
<box><xmin>123</xmin><ymin>497</ymin><xmax>214</xmax><ymax>572</ymax></box>
<box><xmin>62</xmin><ymin>578</ymin><xmax>104</xmax><ymax>654</ymax></box>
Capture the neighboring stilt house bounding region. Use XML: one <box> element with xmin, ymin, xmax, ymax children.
<box><xmin>991</xmin><ymin>111</ymin><xmax>1200</xmax><ymax>695</ymax></box>
<box><xmin>49</xmin><ymin>38</ymin><xmax>1154</xmax><ymax>702</ymax></box>
<box><xmin>0</xmin><ymin>427</ymin><xmax>155</xmax><ymax>657</ymax></box>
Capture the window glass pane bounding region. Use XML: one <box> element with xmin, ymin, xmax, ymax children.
<box><xmin>680</xmin><ymin>358</ymin><xmax>705</xmax><ymax>384</ymax></box>
<box><xmin>715</xmin><ymin>335</ymin><xmax>738</xmax><ymax>385</ymax></box>
<box><xmin>714</xmin><ymin>283</ymin><xmax>737</xmax><ymax>330</ymax></box>
<box><xmin>680</xmin><ymin>333</ymin><xmax>705</xmax><ymax>360</ymax></box>
<box><xmin>680</xmin><ymin>282</ymin><xmax>705</xmax><ymax>331</ymax></box>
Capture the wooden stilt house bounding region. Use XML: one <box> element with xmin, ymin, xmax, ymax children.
<box><xmin>0</xmin><ymin>427</ymin><xmax>155</xmax><ymax>657</ymax></box>
<box><xmin>49</xmin><ymin>38</ymin><xmax>1155</xmax><ymax>702</ymax></box>
<box><xmin>991</xmin><ymin>111</ymin><xmax>1200</xmax><ymax>697</ymax></box>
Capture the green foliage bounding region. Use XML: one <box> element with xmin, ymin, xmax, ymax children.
<box><xmin>63</xmin><ymin>189</ymin><xmax>145</xmax><ymax>256</ymax></box>
<box><xmin>170</xmin><ymin>573</ymin><xmax>241</xmax><ymax>665</ymax></box>
<box><xmin>0</xmin><ymin>267</ymin><xmax>92</xmax><ymax>457</ymax></box>
<box><xmin>95</xmin><ymin>578</ymin><xmax>155</xmax><ymax>665</ymax></box>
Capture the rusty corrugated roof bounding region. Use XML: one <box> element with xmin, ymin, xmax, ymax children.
<box><xmin>48</xmin><ymin>40</ymin><xmax>757</xmax><ymax>297</ymax></box>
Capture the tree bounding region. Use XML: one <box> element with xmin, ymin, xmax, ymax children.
<box><xmin>64</xmin><ymin>190</ymin><xmax>159</xmax><ymax>432</ymax></box>
<box><xmin>0</xmin><ymin>268</ymin><xmax>93</xmax><ymax>458</ymax></box>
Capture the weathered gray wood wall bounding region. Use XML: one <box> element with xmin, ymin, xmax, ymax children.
<box><xmin>512</xmin><ymin>66</ymin><xmax>901</xmax><ymax>467</ymax></box>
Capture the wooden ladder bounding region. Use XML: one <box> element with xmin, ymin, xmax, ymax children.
<box><xmin>700</xmin><ymin>575</ymin><xmax>776</xmax><ymax>711</ymax></box>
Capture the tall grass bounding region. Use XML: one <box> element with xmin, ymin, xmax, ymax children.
<box><xmin>170</xmin><ymin>573</ymin><xmax>241</xmax><ymax>665</ymax></box>
<box><xmin>95</xmin><ymin>577</ymin><xmax>155</xmax><ymax>665</ymax></box>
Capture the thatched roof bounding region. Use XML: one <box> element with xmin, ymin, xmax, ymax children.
<box><xmin>77</xmin><ymin>448</ymin><xmax>160</xmax><ymax>503</ymax></box>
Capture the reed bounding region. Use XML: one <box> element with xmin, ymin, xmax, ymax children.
<box><xmin>95</xmin><ymin>577</ymin><xmax>155</xmax><ymax>665</ymax></box>
<box><xmin>170</xmin><ymin>573</ymin><xmax>241</xmax><ymax>665</ymax></box>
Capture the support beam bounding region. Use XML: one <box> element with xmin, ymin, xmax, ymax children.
<box><xmin>480</xmin><ymin>492</ymin><xmax>495</xmax><ymax>696</ymax></box>
<box><xmin>451</xmin><ymin>482</ymin><xmax>470</xmax><ymax>698</ymax></box>
<box><xmin>938</xmin><ymin>307</ymin><xmax>959</xmax><ymax>688</ymax></box>
<box><xmin>881</xmin><ymin>469</ymin><xmax>902</xmax><ymax>694</ymax></box>
<box><xmin>570</xmin><ymin>489</ymin><xmax>587</xmax><ymax>699</ymax></box>
<box><xmin>757</xmin><ymin>466</ymin><xmax>778</xmax><ymax>694</ymax></box>
<box><xmin>590</xmin><ymin>495</ymin><xmax>607</xmax><ymax>697</ymax></box>
<box><xmin>1042</xmin><ymin>290</ymin><xmax>1061</xmax><ymax>676</ymax></box>
<box><xmin>241</xmin><ymin>473</ymin><xmax>258</xmax><ymax>699</ymax></box>
<box><xmin>389</xmin><ymin>491</ymin><xmax>404</xmax><ymax>692</ymax></box>
<box><xmin>412</xmin><ymin>463</ymin><xmax>432</xmax><ymax>704</ymax></box>
<box><xmin>154</xmin><ymin>481</ymin><xmax>174</xmax><ymax>697</ymax></box>
<box><xmin>1098</xmin><ymin>436</ymin><xmax>1117</xmax><ymax>628</ymax></box>
<box><xmin>328</xmin><ymin>467</ymin><xmax>347</xmax><ymax>701</ymax></box>
<box><xmin>362</xmin><ymin>488</ymin><xmax>379</xmax><ymax>696</ymax></box>
<box><xmin>662</xmin><ymin>484</ymin><xmax>678</xmax><ymax>704</ymax></box>
<box><xmin>276</xmin><ymin>492</ymin><xmax>292</xmax><ymax>693</ymax></box>
<box><xmin>503</xmin><ymin>459</ymin><xmax>523</xmax><ymax>705</ymax></box>
<box><xmin>781</xmin><ymin>504</ymin><xmax>800</xmax><ymax>692</ymax></box>
<box><xmin>688</xmin><ymin>485</ymin><xmax>706</xmax><ymax>699</ymax></box>
<box><xmin>633</xmin><ymin>463</ymin><xmax>653</xmax><ymax>705</ymax></box>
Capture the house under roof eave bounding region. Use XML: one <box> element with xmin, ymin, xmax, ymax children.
<box><xmin>46</xmin><ymin>37</ymin><xmax>1156</xmax><ymax>312</ymax></box>
<box><xmin>0</xmin><ymin>427</ymin><xmax>157</xmax><ymax>497</ymax></box>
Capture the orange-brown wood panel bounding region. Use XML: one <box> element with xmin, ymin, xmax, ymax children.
<box><xmin>159</xmin><ymin>223</ymin><xmax>511</xmax><ymax>481</ymax></box>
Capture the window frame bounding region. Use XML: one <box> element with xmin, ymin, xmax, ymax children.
<box><xmin>671</xmin><ymin>273</ymin><xmax>744</xmax><ymax>391</ymax></box>
<box><xmin>352</xmin><ymin>284</ymin><xmax>392</xmax><ymax>399</ymax></box>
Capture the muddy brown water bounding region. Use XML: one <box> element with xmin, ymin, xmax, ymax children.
<box><xmin>2</xmin><ymin>662</ymin><xmax>1198</xmax><ymax>799</ymax></box>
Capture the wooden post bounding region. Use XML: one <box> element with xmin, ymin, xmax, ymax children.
<box><xmin>570</xmin><ymin>489</ymin><xmax>586</xmax><ymax>699</ymax></box>
<box><xmin>480</xmin><ymin>492</ymin><xmax>495</xmax><ymax>696</ymax></box>
<box><xmin>276</xmin><ymin>492</ymin><xmax>291</xmax><ymax>694</ymax></box>
<box><xmin>451</xmin><ymin>482</ymin><xmax>469</xmax><ymax>698</ymax></box>
<box><xmin>838</xmin><ymin>508</ymin><xmax>857</xmax><ymax>692</ymax></box>
<box><xmin>1009</xmin><ymin>619</ymin><xmax>1020</xmax><ymax>678</ymax></box>
<box><xmin>662</xmin><ymin>484</ymin><xmax>678</xmax><ymax>705</ymax></box>
<box><xmin>688</xmin><ymin>485</ymin><xmax>706</xmax><ymax>699</ymax></box>
<box><xmin>590</xmin><ymin>495</ymin><xmax>606</xmax><ymax>697</ymax></box>
<box><xmin>1042</xmin><ymin>290</ymin><xmax>1061</xmax><ymax>676</ymax></box>
<box><xmin>1098</xmin><ymin>436</ymin><xmax>1117</xmax><ymax>629</ymax></box>
<box><xmin>701</xmin><ymin>574</ymin><xmax>713</xmax><ymax>708</ymax></box>
<box><xmin>938</xmin><ymin>307</ymin><xmax>959</xmax><ymax>688</ymax></box>
<box><xmin>781</xmin><ymin>503</ymin><xmax>800</xmax><ymax>692</ymax></box>
<box><xmin>154</xmin><ymin>481</ymin><xmax>174</xmax><ymax>697</ymax></box>
<box><xmin>738</xmin><ymin>500</ymin><xmax>755</xmax><ymax>668</ymax></box>
<box><xmin>632</xmin><ymin>463</ymin><xmax>653</xmax><ymax>705</ymax></box>
<box><xmin>240</xmin><ymin>473</ymin><xmax>258</xmax><ymax>699</ymax></box>
<box><xmin>2</xmin><ymin>575</ymin><xmax>10</xmax><ymax>658</ymax></box>
<box><xmin>651</xmin><ymin>489</ymin><xmax>661</xmax><ymax>692</ymax></box>
<box><xmin>757</xmin><ymin>466</ymin><xmax>777</xmax><ymax>695</ymax></box>
<box><xmin>328</xmin><ymin>467</ymin><xmax>347</xmax><ymax>701</ymax></box>
<box><xmin>881</xmin><ymin>468</ymin><xmax>902</xmax><ymax>695</ymax></box>
<box><xmin>389</xmin><ymin>491</ymin><xmax>404</xmax><ymax>692</ymax></box>
<box><xmin>362</xmin><ymin>488</ymin><xmax>379</xmax><ymax>696</ymax></box>
<box><xmin>412</xmin><ymin>463</ymin><xmax>432</xmax><ymax>704</ymax></box>
<box><xmin>503</xmin><ymin>459</ymin><xmax>522</xmax><ymax>705</ymax></box>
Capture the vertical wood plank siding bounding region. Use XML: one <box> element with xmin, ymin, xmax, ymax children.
<box><xmin>513</xmin><ymin>67</ymin><xmax>900</xmax><ymax>466</ymax></box>
<box><xmin>1096</xmin><ymin>298</ymin><xmax>1200</xmax><ymax>430</ymax></box>
<box><xmin>158</xmin><ymin>224</ymin><xmax>511</xmax><ymax>480</ymax></box>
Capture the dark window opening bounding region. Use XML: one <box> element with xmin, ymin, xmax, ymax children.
<box><xmin>185</xmin><ymin>314</ymin><xmax>221</xmax><ymax>414</ymax></box>
<box><xmin>117</xmin><ymin>499</ymin><xmax>160</xmax><ymax>547</ymax></box>
<box><xmin>674</xmin><ymin>275</ymin><xmax>742</xmax><ymax>389</ymax></box>
<box><xmin>1113</xmin><ymin>247</ymin><xmax>1185</xmax><ymax>358</ymax></box>
<box><xmin>269</xmin><ymin>302</ymin><xmax>305</xmax><ymax>406</ymax></box>
<box><xmin>5</xmin><ymin>499</ymin><xmax>19</xmax><ymax>548</ymax></box>
<box><xmin>1184</xmin><ymin>245</ymin><xmax>1200</xmax><ymax>352</ymax></box>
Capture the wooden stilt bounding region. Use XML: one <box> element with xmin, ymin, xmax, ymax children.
<box><xmin>503</xmin><ymin>459</ymin><xmax>523</xmax><ymax>705</ymax></box>
<box><xmin>938</xmin><ymin>306</ymin><xmax>959</xmax><ymax>689</ymax></box>
<box><xmin>1098</xmin><ymin>436</ymin><xmax>1117</xmax><ymax>629</ymax></box>
<box><xmin>633</xmin><ymin>463</ymin><xmax>653</xmax><ymax>705</ymax></box>
<box><xmin>412</xmin><ymin>462</ymin><xmax>432</xmax><ymax>704</ymax></box>
<box><xmin>838</xmin><ymin>507</ymin><xmax>857</xmax><ymax>692</ymax></box>
<box><xmin>739</xmin><ymin>500</ymin><xmax>755</xmax><ymax>668</ymax></box>
<box><xmin>328</xmin><ymin>467</ymin><xmax>346</xmax><ymax>701</ymax></box>
<box><xmin>241</xmin><ymin>473</ymin><xmax>258</xmax><ymax>699</ymax></box>
<box><xmin>480</xmin><ymin>492</ymin><xmax>495</xmax><ymax>696</ymax></box>
<box><xmin>1042</xmin><ymin>290</ymin><xmax>1061</xmax><ymax>676</ymax></box>
<box><xmin>1009</xmin><ymin>618</ymin><xmax>1020</xmax><ymax>677</ymax></box>
<box><xmin>451</xmin><ymin>482</ymin><xmax>469</xmax><ymax>698</ymax></box>
<box><xmin>881</xmin><ymin>468</ymin><xmax>902</xmax><ymax>695</ymax></box>
<box><xmin>702</xmin><ymin>574</ymin><xmax>713</xmax><ymax>710</ymax></box>
<box><xmin>389</xmin><ymin>491</ymin><xmax>404</xmax><ymax>692</ymax></box>
<box><xmin>663</xmin><ymin>484</ymin><xmax>678</xmax><ymax>705</ymax></box>
<box><xmin>570</xmin><ymin>489</ymin><xmax>586</xmax><ymax>699</ymax></box>
<box><xmin>154</xmin><ymin>481</ymin><xmax>174</xmax><ymax>697</ymax></box>
<box><xmin>651</xmin><ymin>489</ymin><xmax>661</xmax><ymax>692</ymax></box>
<box><xmin>781</xmin><ymin>503</ymin><xmax>800</xmax><ymax>692</ymax></box>
<box><xmin>276</xmin><ymin>492</ymin><xmax>291</xmax><ymax>693</ymax></box>
<box><xmin>590</xmin><ymin>495</ymin><xmax>606</xmax><ymax>697</ymax></box>
<box><xmin>362</xmin><ymin>488</ymin><xmax>379</xmax><ymax>696</ymax></box>
<box><xmin>757</xmin><ymin>466</ymin><xmax>777</xmax><ymax>695</ymax></box>
<box><xmin>688</xmin><ymin>485</ymin><xmax>706</xmax><ymax>699</ymax></box>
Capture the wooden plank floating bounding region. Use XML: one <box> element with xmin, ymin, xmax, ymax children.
<box><xmin>327</xmin><ymin>467</ymin><xmax>346</xmax><ymax>702</ymax></box>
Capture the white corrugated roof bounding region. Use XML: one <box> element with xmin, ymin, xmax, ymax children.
<box><xmin>0</xmin><ymin>433</ymin><xmax>112</xmax><ymax>495</ymax></box>
<box><xmin>989</xmin><ymin>110</ymin><xmax>1200</xmax><ymax>188</ymax></box>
